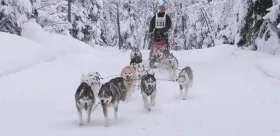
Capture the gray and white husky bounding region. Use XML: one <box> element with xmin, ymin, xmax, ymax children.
<box><xmin>140</xmin><ymin>72</ymin><xmax>157</xmax><ymax>111</ymax></box>
<box><xmin>177</xmin><ymin>66</ymin><xmax>193</xmax><ymax>100</ymax></box>
<box><xmin>75</xmin><ymin>82</ymin><xmax>95</xmax><ymax>125</ymax></box>
<box><xmin>165</xmin><ymin>53</ymin><xmax>179</xmax><ymax>80</ymax></box>
<box><xmin>98</xmin><ymin>77</ymin><xmax>126</xmax><ymax>127</ymax></box>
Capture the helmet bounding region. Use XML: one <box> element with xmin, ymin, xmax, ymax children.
<box><xmin>158</xmin><ymin>4</ymin><xmax>166</xmax><ymax>10</ymax></box>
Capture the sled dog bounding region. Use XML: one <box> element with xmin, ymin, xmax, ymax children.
<box><xmin>157</xmin><ymin>48</ymin><xmax>171</xmax><ymax>70</ymax></box>
<box><xmin>130</xmin><ymin>47</ymin><xmax>142</xmax><ymax>60</ymax></box>
<box><xmin>165</xmin><ymin>53</ymin><xmax>179</xmax><ymax>80</ymax></box>
<box><xmin>140</xmin><ymin>72</ymin><xmax>157</xmax><ymax>111</ymax></box>
<box><xmin>81</xmin><ymin>72</ymin><xmax>102</xmax><ymax>99</ymax></box>
<box><xmin>98</xmin><ymin>77</ymin><xmax>126</xmax><ymax>127</ymax></box>
<box><xmin>121</xmin><ymin>66</ymin><xmax>137</xmax><ymax>100</ymax></box>
<box><xmin>75</xmin><ymin>82</ymin><xmax>95</xmax><ymax>125</ymax></box>
<box><xmin>130</xmin><ymin>55</ymin><xmax>143</xmax><ymax>69</ymax></box>
<box><xmin>177</xmin><ymin>66</ymin><xmax>193</xmax><ymax>100</ymax></box>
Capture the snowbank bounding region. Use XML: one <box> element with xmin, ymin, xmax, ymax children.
<box><xmin>21</xmin><ymin>20</ymin><xmax>92</xmax><ymax>55</ymax></box>
<box><xmin>0</xmin><ymin>32</ymin><xmax>56</xmax><ymax>77</ymax></box>
<box><xmin>0</xmin><ymin>20</ymin><xmax>94</xmax><ymax>77</ymax></box>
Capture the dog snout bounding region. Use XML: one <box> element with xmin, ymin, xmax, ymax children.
<box><xmin>85</xmin><ymin>103</ymin><xmax>88</xmax><ymax>106</ymax></box>
<box><xmin>169</xmin><ymin>60</ymin><xmax>172</xmax><ymax>64</ymax></box>
<box><xmin>101</xmin><ymin>100</ymin><xmax>104</xmax><ymax>104</ymax></box>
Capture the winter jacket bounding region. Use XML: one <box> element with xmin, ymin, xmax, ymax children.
<box><xmin>149</xmin><ymin>12</ymin><xmax>172</xmax><ymax>33</ymax></box>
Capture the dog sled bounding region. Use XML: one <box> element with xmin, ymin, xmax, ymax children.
<box><xmin>149</xmin><ymin>30</ymin><xmax>169</xmax><ymax>68</ymax></box>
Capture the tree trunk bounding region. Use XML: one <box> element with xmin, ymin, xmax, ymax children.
<box><xmin>181</xmin><ymin>3</ymin><xmax>187</xmax><ymax>50</ymax></box>
<box><xmin>116</xmin><ymin>3</ymin><xmax>122</xmax><ymax>49</ymax></box>
<box><xmin>68</xmin><ymin>0</ymin><xmax>71</xmax><ymax>23</ymax></box>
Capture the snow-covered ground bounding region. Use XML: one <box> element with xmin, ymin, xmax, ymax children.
<box><xmin>0</xmin><ymin>22</ymin><xmax>280</xmax><ymax>136</ymax></box>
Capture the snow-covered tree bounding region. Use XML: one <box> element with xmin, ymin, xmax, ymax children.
<box><xmin>0</xmin><ymin>0</ymin><xmax>33</xmax><ymax>35</ymax></box>
<box><xmin>256</xmin><ymin>0</ymin><xmax>280</xmax><ymax>55</ymax></box>
<box><xmin>234</xmin><ymin>0</ymin><xmax>272</xmax><ymax>48</ymax></box>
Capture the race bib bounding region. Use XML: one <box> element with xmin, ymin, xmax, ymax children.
<box><xmin>155</xmin><ymin>13</ymin><xmax>166</xmax><ymax>29</ymax></box>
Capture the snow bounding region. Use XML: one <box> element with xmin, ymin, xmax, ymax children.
<box><xmin>0</xmin><ymin>30</ymin><xmax>280</xmax><ymax>136</ymax></box>
<box><xmin>0</xmin><ymin>20</ymin><xmax>92</xmax><ymax>77</ymax></box>
<box><xmin>263</xmin><ymin>4</ymin><xmax>279</xmax><ymax>22</ymax></box>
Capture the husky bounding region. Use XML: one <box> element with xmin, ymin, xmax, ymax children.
<box><xmin>130</xmin><ymin>55</ymin><xmax>143</xmax><ymax>68</ymax></box>
<box><xmin>132</xmin><ymin>62</ymin><xmax>150</xmax><ymax>89</ymax></box>
<box><xmin>140</xmin><ymin>72</ymin><xmax>157</xmax><ymax>111</ymax></box>
<box><xmin>177</xmin><ymin>66</ymin><xmax>193</xmax><ymax>100</ymax></box>
<box><xmin>130</xmin><ymin>47</ymin><xmax>142</xmax><ymax>60</ymax></box>
<box><xmin>75</xmin><ymin>82</ymin><xmax>95</xmax><ymax>125</ymax></box>
<box><xmin>81</xmin><ymin>72</ymin><xmax>102</xmax><ymax>99</ymax></box>
<box><xmin>98</xmin><ymin>77</ymin><xmax>126</xmax><ymax>127</ymax></box>
<box><xmin>120</xmin><ymin>66</ymin><xmax>137</xmax><ymax>101</ymax></box>
<box><xmin>156</xmin><ymin>48</ymin><xmax>171</xmax><ymax>70</ymax></box>
<box><xmin>165</xmin><ymin>53</ymin><xmax>179</xmax><ymax>80</ymax></box>
<box><xmin>134</xmin><ymin>62</ymin><xmax>150</xmax><ymax>79</ymax></box>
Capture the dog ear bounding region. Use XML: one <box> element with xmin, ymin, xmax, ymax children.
<box><xmin>95</xmin><ymin>72</ymin><xmax>102</xmax><ymax>79</ymax></box>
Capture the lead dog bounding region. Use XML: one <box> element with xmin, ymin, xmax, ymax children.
<box><xmin>98</xmin><ymin>77</ymin><xmax>126</xmax><ymax>127</ymax></box>
<box><xmin>177</xmin><ymin>66</ymin><xmax>193</xmax><ymax>100</ymax></box>
<box><xmin>121</xmin><ymin>66</ymin><xmax>137</xmax><ymax>101</ymax></box>
<box><xmin>75</xmin><ymin>82</ymin><xmax>95</xmax><ymax>125</ymax></box>
<box><xmin>140</xmin><ymin>72</ymin><xmax>157</xmax><ymax>111</ymax></box>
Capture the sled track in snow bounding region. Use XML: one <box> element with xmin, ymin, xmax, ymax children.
<box><xmin>255</xmin><ymin>64</ymin><xmax>280</xmax><ymax>81</ymax></box>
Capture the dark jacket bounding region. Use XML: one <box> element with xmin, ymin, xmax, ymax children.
<box><xmin>149</xmin><ymin>12</ymin><xmax>172</xmax><ymax>33</ymax></box>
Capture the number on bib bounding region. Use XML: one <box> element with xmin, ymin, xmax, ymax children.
<box><xmin>156</xmin><ymin>22</ymin><xmax>165</xmax><ymax>27</ymax></box>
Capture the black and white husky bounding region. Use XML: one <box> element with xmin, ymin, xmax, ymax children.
<box><xmin>130</xmin><ymin>47</ymin><xmax>142</xmax><ymax>60</ymax></box>
<box><xmin>81</xmin><ymin>72</ymin><xmax>102</xmax><ymax>99</ymax></box>
<box><xmin>165</xmin><ymin>53</ymin><xmax>179</xmax><ymax>80</ymax></box>
<box><xmin>140</xmin><ymin>72</ymin><xmax>157</xmax><ymax>111</ymax></box>
<box><xmin>177</xmin><ymin>66</ymin><xmax>193</xmax><ymax>100</ymax></box>
<box><xmin>75</xmin><ymin>82</ymin><xmax>95</xmax><ymax>125</ymax></box>
<box><xmin>98</xmin><ymin>77</ymin><xmax>126</xmax><ymax>127</ymax></box>
<box><xmin>130</xmin><ymin>55</ymin><xmax>143</xmax><ymax>68</ymax></box>
<box><xmin>130</xmin><ymin>48</ymin><xmax>143</xmax><ymax>68</ymax></box>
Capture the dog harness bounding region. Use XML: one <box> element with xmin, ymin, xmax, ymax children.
<box><xmin>143</xmin><ymin>86</ymin><xmax>155</xmax><ymax>96</ymax></box>
<box><xmin>155</xmin><ymin>13</ymin><xmax>166</xmax><ymax>29</ymax></box>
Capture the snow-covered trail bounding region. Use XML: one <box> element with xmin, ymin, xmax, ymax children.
<box><xmin>0</xmin><ymin>45</ymin><xmax>279</xmax><ymax>136</ymax></box>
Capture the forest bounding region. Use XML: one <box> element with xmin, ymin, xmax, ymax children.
<box><xmin>1</xmin><ymin>0</ymin><xmax>279</xmax><ymax>55</ymax></box>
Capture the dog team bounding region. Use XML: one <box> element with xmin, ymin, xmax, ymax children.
<box><xmin>75</xmin><ymin>47</ymin><xmax>194</xmax><ymax>127</ymax></box>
